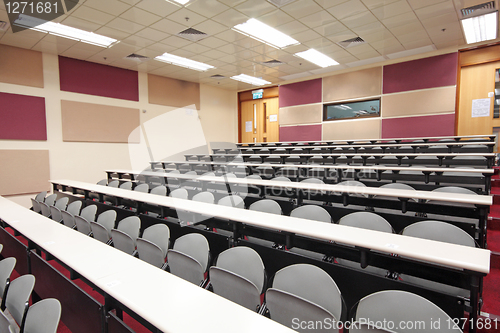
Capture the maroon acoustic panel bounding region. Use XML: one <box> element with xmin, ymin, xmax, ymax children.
<box><xmin>279</xmin><ymin>78</ymin><xmax>322</xmax><ymax>108</ymax></box>
<box><xmin>381</xmin><ymin>114</ymin><xmax>455</xmax><ymax>139</ymax></box>
<box><xmin>0</xmin><ymin>92</ymin><xmax>47</xmax><ymax>140</ymax></box>
<box><xmin>280</xmin><ymin>124</ymin><xmax>322</xmax><ymax>142</ymax></box>
<box><xmin>383</xmin><ymin>53</ymin><xmax>458</xmax><ymax>94</ymax></box>
<box><xmin>59</xmin><ymin>56</ymin><xmax>139</xmax><ymax>101</ymax></box>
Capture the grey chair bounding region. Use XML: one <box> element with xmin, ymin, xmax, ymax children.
<box><xmin>49</xmin><ymin>197</ymin><xmax>69</xmax><ymax>223</ymax></box>
<box><xmin>0</xmin><ymin>258</ymin><xmax>16</xmax><ymax>302</ymax></box>
<box><xmin>150</xmin><ymin>185</ymin><xmax>167</xmax><ymax>196</ymax></box>
<box><xmin>336</xmin><ymin>180</ymin><xmax>367</xmax><ymax>197</ymax></box>
<box><xmin>218</xmin><ymin>195</ymin><xmax>245</xmax><ymax>208</ymax></box>
<box><xmin>90</xmin><ymin>210</ymin><xmax>117</xmax><ymax>244</ymax></box>
<box><xmin>107</xmin><ymin>180</ymin><xmax>119</xmax><ymax>188</ymax></box>
<box><xmin>66</xmin><ymin>201</ymin><xmax>82</xmax><ymax>216</ymax></box>
<box><xmin>191</xmin><ymin>192</ymin><xmax>215</xmax><ymax>226</ymax></box>
<box><xmin>167</xmin><ymin>233</ymin><xmax>210</xmax><ymax>286</ymax></box>
<box><xmin>350</xmin><ymin>290</ymin><xmax>462</xmax><ymax>332</ymax></box>
<box><xmin>111</xmin><ymin>216</ymin><xmax>141</xmax><ymax>255</ymax></box>
<box><xmin>429</xmin><ymin>186</ymin><xmax>478</xmax><ymax>207</ymax></box>
<box><xmin>2</xmin><ymin>274</ymin><xmax>35</xmax><ymax>329</ymax></box>
<box><xmin>43</xmin><ymin>194</ymin><xmax>57</xmax><ymax>207</ymax></box>
<box><xmin>96</xmin><ymin>179</ymin><xmax>108</xmax><ymax>186</ymax></box>
<box><xmin>133</xmin><ymin>183</ymin><xmax>149</xmax><ymax>193</ymax></box>
<box><xmin>39</xmin><ymin>202</ymin><xmax>52</xmax><ymax>218</ymax></box>
<box><xmin>30</xmin><ymin>192</ymin><xmax>46</xmax><ymax>213</ymax></box>
<box><xmin>247</xmin><ymin>199</ymin><xmax>282</xmax><ymax>247</ymax></box>
<box><xmin>21</xmin><ymin>298</ymin><xmax>61</xmax><ymax>333</ymax></box>
<box><xmin>209</xmin><ymin>246</ymin><xmax>265</xmax><ymax>312</ymax></box>
<box><xmin>266</xmin><ymin>264</ymin><xmax>343</xmax><ymax>333</ymax></box>
<box><xmin>399</xmin><ymin>220</ymin><xmax>476</xmax><ymax>298</ymax></box>
<box><xmin>136</xmin><ymin>224</ymin><xmax>170</xmax><ymax>269</ymax></box>
<box><xmin>61</xmin><ymin>201</ymin><xmax>82</xmax><ymax>229</ymax></box>
<box><xmin>74</xmin><ymin>205</ymin><xmax>97</xmax><ymax>235</ymax></box>
<box><xmin>169</xmin><ymin>188</ymin><xmax>189</xmax><ymax>200</ymax></box>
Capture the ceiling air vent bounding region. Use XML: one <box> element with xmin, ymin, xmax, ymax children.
<box><xmin>124</xmin><ymin>53</ymin><xmax>150</xmax><ymax>63</ymax></box>
<box><xmin>267</xmin><ymin>0</ymin><xmax>298</xmax><ymax>7</ymax></box>
<box><xmin>210</xmin><ymin>74</ymin><xmax>226</xmax><ymax>79</ymax></box>
<box><xmin>177</xmin><ymin>27</ymin><xmax>209</xmax><ymax>42</ymax></box>
<box><xmin>261</xmin><ymin>59</ymin><xmax>284</xmax><ymax>67</ymax></box>
<box><xmin>0</xmin><ymin>21</ymin><xmax>10</xmax><ymax>31</ymax></box>
<box><xmin>461</xmin><ymin>1</ymin><xmax>496</xmax><ymax>18</ymax></box>
<box><xmin>337</xmin><ymin>36</ymin><xmax>366</xmax><ymax>49</ymax></box>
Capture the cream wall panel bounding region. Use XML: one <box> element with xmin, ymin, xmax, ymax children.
<box><xmin>0</xmin><ymin>44</ymin><xmax>44</xmax><ymax>88</ymax></box>
<box><xmin>322</xmin><ymin>118</ymin><xmax>381</xmax><ymax>141</ymax></box>
<box><xmin>0</xmin><ymin>150</ymin><xmax>50</xmax><ymax>196</ymax></box>
<box><xmin>148</xmin><ymin>74</ymin><xmax>200</xmax><ymax>110</ymax></box>
<box><xmin>279</xmin><ymin>104</ymin><xmax>322</xmax><ymax>126</ymax></box>
<box><xmin>323</xmin><ymin>67</ymin><xmax>382</xmax><ymax>103</ymax></box>
<box><xmin>382</xmin><ymin>87</ymin><xmax>456</xmax><ymax>118</ymax></box>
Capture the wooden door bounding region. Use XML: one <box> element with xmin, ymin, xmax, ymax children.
<box><xmin>240</xmin><ymin>97</ymin><xmax>279</xmax><ymax>143</ymax></box>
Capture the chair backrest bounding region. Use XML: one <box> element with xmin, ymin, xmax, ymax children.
<box><xmin>79</xmin><ymin>205</ymin><xmax>97</xmax><ymax>222</ymax></box>
<box><xmin>379</xmin><ymin>183</ymin><xmax>415</xmax><ymax>191</ymax></box>
<box><xmin>141</xmin><ymin>224</ymin><xmax>170</xmax><ymax>256</ymax></box>
<box><xmin>431</xmin><ymin>186</ymin><xmax>477</xmax><ymax>195</ymax></box>
<box><xmin>192</xmin><ymin>191</ymin><xmax>215</xmax><ymax>204</ymax></box>
<box><xmin>136</xmin><ymin>238</ymin><xmax>165</xmax><ymax>268</ymax></box>
<box><xmin>209</xmin><ymin>246</ymin><xmax>265</xmax><ymax>311</ymax></box>
<box><xmin>5</xmin><ymin>274</ymin><xmax>35</xmax><ymax>326</ymax></box>
<box><xmin>150</xmin><ymin>185</ymin><xmax>167</xmax><ymax>196</ymax></box>
<box><xmin>169</xmin><ymin>188</ymin><xmax>189</xmax><ymax>200</ymax></box>
<box><xmin>133</xmin><ymin>183</ymin><xmax>149</xmax><ymax>193</ymax></box>
<box><xmin>43</xmin><ymin>194</ymin><xmax>57</xmax><ymax>207</ymax></box>
<box><xmin>23</xmin><ymin>298</ymin><xmax>61</xmax><ymax>333</ymax></box>
<box><xmin>111</xmin><ymin>230</ymin><xmax>136</xmax><ymax>254</ymax></box>
<box><xmin>39</xmin><ymin>203</ymin><xmax>51</xmax><ymax>218</ymax></box>
<box><xmin>246</xmin><ymin>175</ymin><xmax>262</xmax><ymax>180</ymax></box>
<box><xmin>0</xmin><ymin>257</ymin><xmax>16</xmax><ymax>297</ymax></box>
<box><xmin>300</xmin><ymin>178</ymin><xmax>324</xmax><ymax>184</ymax></box>
<box><xmin>107</xmin><ymin>180</ymin><xmax>120</xmax><ymax>188</ymax></box>
<box><xmin>30</xmin><ymin>199</ymin><xmax>42</xmax><ymax>214</ymax></box>
<box><xmin>61</xmin><ymin>211</ymin><xmax>75</xmax><ymax>228</ymax></box>
<box><xmin>96</xmin><ymin>179</ymin><xmax>108</xmax><ymax>185</ymax></box>
<box><xmin>402</xmin><ymin>220</ymin><xmax>475</xmax><ymax>247</ymax></box>
<box><xmin>119</xmin><ymin>182</ymin><xmax>133</xmax><ymax>190</ymax></box>
<box><xmin>167</xmin><ymin>233</ymin><xmax>210</xmax><ymax>285</ymax></box>
<box><xmin>290</xmin><ymin>205</ymin><xmax>332</xmax><ymax>223</ymax></box>
<box><xmin>272</xmin><ymin>176</ymin><xmax>292</xmax><ymax>182</ymax></box>
<box><xmin>117</xmin><ymin>216</ymin><xmax>141</xmax><ymax>241</ymax></box>
<box><xmin>74</xmin><ymin>216</ymin><xmax>92</xmax><ymax>235</ymax></box>
<box><xmin>352</xmin><ymin>290</ymin><xmax>462</xmax><ymax>332</ymax></box>
<box><xmin>53</xmin><ymin>197</ymin><xmax>69</xmax><ymax>210</ymax></box>
<box><xmin>249</xmin><ymin>199</ymin><xmax>282</xmax><ymax>215</ymax></box>
<box><xmin>65</xmin><ymin>201</ymin><xmax>82</xmax><ymax>216</ymax></box>
<box><xmin>217</xmin><ymin>195</ymin><xmax>245</xmax><ymax>209</ymax></box>
<box><xmin>338</xmin><ymin>212</ymin><xmax>393</xmax><ymax>233</ymax></box>
<box><xmin>90</xmin><ymin>222</ymin><xmax>111</xmax><ymax>243</ymax></box>
<box><xmin>266</xmin><ymin>264</ymin><xmax>342</xmax><ymax>330</ymax></box>
<box><xmin>49</xmin><ymin>206</ymin><xmax>62</xmax><ymax>223</ymax></box>
<box><xmin>34</xmin><ymin>191</ymin><xmax>46</xmax><ymax>202</ymax></box>
<box><xmin>96</xmin><ymin>210</ymin><xmax>117</xmax><ymax>233</ymax></box>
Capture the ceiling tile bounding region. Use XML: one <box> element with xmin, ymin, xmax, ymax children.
<box><xmin>275</xmin><ymin>20</ymin><xmax>309</xmax><ymax>35</ymax></box>
<box><xmin>401</xmin><ymin>38</ymin><xmax>434</xmax><ymax>50</ymax></box>
<box><xmin>181</xmin><ymin>42</ymin><xmax>211</xmax><ymax>54</ymax></box>
<box><xmin>135</xmin><ymin>0</ymin><xmax>181</xmax><ymax>17</ymax></box>
<box><xmin>218</xmin><ymin>43</ymin><xmax>246</xmax><ymax>54</ymax></box>
<box><xmin>170</xmin><ymin>48</ymin><xmax>196</xmax><ymax>58</ymax></box>
<box><xmin>300</xmin><ymin>10</ymin><xmax>337</xmax><ymax>29</ymax></box>
<box><xmin>60</xmin><ymin>16</ymin><xmax>103</xmax><ymax>32</ymax></box>
<box><xmin>203</xmin><ymin>48</ymin><xmax>231</xmax><ymax>60</ymax></box>
<box><xmin>119</xmin><ymin>0</ymin><xmax>142</xmax><ymax>5</ymax></box>
<box><xmin>360</xmin><ymin>27</ymin><xmax>396</xmax><ymax>43</ymax></box>
<box><xmin>144</xmin><ymin>42</ymin><xmax>176</xmax><ymax>53</ymax></box>
<box><xmin>370</xmin><ymin>0</ymin><xmax>412</xmax><ymax>20</ymax></box>
<box><xmin>407</xmin><ymin>0</ymin><xmax>449</xmax><ymax>10</ymax></box>
<box><xmin>420</xmin><ymin>12</ymin><xmax>459</xmax><ymax>28</ymax></box>
<box><xmin>107</xmin><ymin>17</ymin><xmax>145</xmax><ymax>34</ymax></box>
<box><xmin>341</xmin><ymin>10</ymin><xmax>378</xmax><ymax>29</ymax></box>
<box><xmin>235</xmin><ymin>48</ymin><xmax>260</xmax><ymax>60</ymax></box>
<box><xmin>166</xmin><ymin>8</ymin><xmax>208</xmax><ymax>27</ymax></box>
<box><xmin>325</xmin><ymin>30</ymin><xmax>358</xmax><ymax>43</ymax></box>
<box><xmin>215</xmin><ymin>29</ymin><xmax>246</xmax><ymax>42</ymax></box>
<box><xmin>314</xmin><ymin>0</ymin><xmax>350</xmax><ymax>9</ymax></box>
<box><xmin>161</xmin><ymin>35</ymin><xmax>192</xmax><ymax>48</ymax></box>
<box><xmin>427</xmin><ymin>21</ymin><xmax>462</xmax><ymax>42</ymax></box>
<box><xmin>83</xmin><ymin>0</ymin><xmax>131</xmax><ymax>16</ymax></box>
<box><xmin>119</xmin><ymin>7</ymin><xmax>162</xmax><ymax>26</ymax></box>
<box><xmin>39</xmin><ymin>34</ymin><xmax>80</xmax><ymax>47</ymax></box>
<box><xmin>122</xmin><ymin>35</ymin><xmax>156</xmax><ymax>48</ymax></box>
<box><xmin>31</xmin><ymin>40</ymin><xmax>73</xmax><ymax>54</ymax></box>
<box><xmin>60</xmin><ymin>45</ymin><xmax>102</xmax><ymax>60</ymax></box>
<box><xmin>381</xmin><ymin>11</ymin><xmax>419</xmax><ymax>29</ymax></box>
<box><xmin>291</xmin><ymin>29</ymin><xmax>322</xmax><ymax>43</ymax></box>
<box><xmin>314</xmin><ymin>20</ymin><xmax>349</xmax><ymax>37</ymax></box>
<box><xmin>327</xmin><ymin>0</ymin><xmax>368</xmax><ymax>20</ymax></box>
<box><xmin>197</xmin><ymin>36</ymin><xmax>228</xmax><ymax>49</ymax></box>
<box><xmin>185</xmin><ymin>0</ymin><xmax>230</xmax><ymax>18</ymax></box>
<box><xmin>0</xmin><ymin>31</ymin><xmax>44</xmax><ymax>49</ymax></box>
<box><xmin>134</xmin><ymin>28</ymin><xmax>170</xmax><ymax>42</ymax></box>
<box><xmin>258</xmin><ymin>9</ymin><xmax>295</xmax><ymax>27</ymax></box>
<box><xmin>135</xmin><ymin>47</ymin><xmax>165</xmax><ymax>58</ymax></box>
<box><xmin>280</xmin><ymin>0</ymin><xmax>323</xmax><ymax>19</ymax></box>
<box><xmin>370</xmin><ymin>37</ymin><xmax>405</xmax><ymax>53</ymax></box>
<box><xmin>414</xmin><ymin>1</ymin><xmax>456</xmax><ymax>20</ymax></box>
<box><xmin>211</xmin><ymin>8</ymin><xmax>248</xmax><ymax>28</ymax></box>
<box><xmin>150</xmin><ymin>18</ymin><xmax>187</xmax><ymax>34</ymax></box>
<box><xmin>396</xmin><ymin>30</ymin><xmax>431</xmax><ymax>44</ymax></box>
<box><xmin>234</xmin><ymin>0</ymin><xmax>277</xmax><ymax>18</ymax></box>
<box><xmin>94</xmin><ymin>26</ymin><xmax>131</xmax><ymax>40</ymax></box>
<box><xmin>71</xmin><ymin>5</ymin><xmax>115</xmax><ymax>26</ymax></box>
<box><xmin>351</xmin><ymin>21</ymin><xmax>386</xmax><ymax>36</ymax></box>
<box><xmin>389</xmin><ymin>21</ymin><xmax>425</xmax><ymax>37</ymax></box>
<box><xmin>192</xmin><ymin>19</ymin><xmax>227</xmax><ymax>35</ymax></box>
<box><xmin>360</xmin><ymin>0</ymin><xmax>399</xmax><ymax>10</ymax></box>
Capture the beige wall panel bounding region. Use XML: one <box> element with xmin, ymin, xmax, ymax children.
<box><xmin>0</xmin><ymin>150</ymin><xmax>50</xmax><ymax>195</ymax></box>
<box><xmin>61</xmin><ymin>100</ymin><xmax>140</xmax><ymax>143</ymax></box>
<box><xmin>382</xmin><ymin>87</ymin><xmax>456</xmax><ymax>118</ymax></box>
<box><xmin>323</xmin><ymin>67</ymin><xmax>382</xmax><ymax>103</ymax></box>
<box><xmin>0</xmin><ymin>45</ymin><xmax>44</xmax><ymax>88</ymax></box>
<box><xmin>148</xmin><ymin>74</ymin><xmax>200</xmax><ymax>110</ymax></box>
<box><xmin>279</xmin><ymin>104</ymin><xmax>322</xmax><ymax>126</ymax></box>
<box><xmin>322</xmin><ymin>118</ymin><xmax>381</xmax><ymax>141</ymax></box>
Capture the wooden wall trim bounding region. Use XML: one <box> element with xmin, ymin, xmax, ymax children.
<box><xmin>460</xmin><ymin>43</ymin><xmax>500</xmax><ymax>67</ymax></box>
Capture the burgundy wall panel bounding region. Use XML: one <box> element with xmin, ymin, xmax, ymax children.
<box><xmin>279</xmin><ymin>78</ymin><xmax>322</xmax><ymax>108</ymax></box>
<box><xmin>280</xmin><ymin>124</ymin><xmax>322</xmax><ymax>142</ymax></box>
<box><xmin>0</xmin><ymin>92</ymin><xmax>47</xmax><ymax>140</ymax></box>
<box><xmin>59</xmin><ymin>56</ymin><xmax>139</xmax><ymax>101</ymax></box>
<box><xmin>381</xmin><ymin>114</ymin><xmax>455</xmax><ymax>139</ymax></box>
<box><xmin>383</xmin><ymin>53</ymin><xmax>458</xmax><ymax>94</ymax></box>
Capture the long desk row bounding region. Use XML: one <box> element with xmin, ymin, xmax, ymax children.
<box><xmin>0</xmin><ymin>195</ymin><xmax>296</xmax><ymax>333</ymax></box>
<box><xmin>148</xmin><ymin>160</ymin><xmax>493</xmax><ymax>192</ymax></box>
<box><xmin>49</xmin><ymin>179</ymin><xmax>490</xmax><ymax>332</ymax></box>
<box><xmin>236</xmin><ymin>134</ymin><xmax>497</xmax><ymax>147</ymax></box>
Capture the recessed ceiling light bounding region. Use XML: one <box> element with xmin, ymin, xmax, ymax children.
<box><xmin>233</xmin><ymin>18</ymin><xmax>299</xmax><ymax>49</ymax></box>
<box><xmin>230</xmin><ymin>74</ymin><xmax>271</xmax><ymax>86</ymax></box>
<box><xmin>13</xmin><ymin>14</ymin><xmax>118</xmax><ymax>48</ymax></box>
<box><xmin>155</xmin><ymin>52</ymin><xmax>214</xmax><ymax>71</ymax></box>
<box><xmin>294</xmin><ymin>49</ymin><xmax>339</xmax><ymax>68</ymax></box>
<box><xmin>461</xmin><ymin>11</ymin><xmax>498</xmax><ymax>44</ymax></box>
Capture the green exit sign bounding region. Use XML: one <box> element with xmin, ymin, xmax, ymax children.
<box><xmin>252</xmin><ymin>89</ymin><xmax>263</xmax><ymax>99</ymax></box>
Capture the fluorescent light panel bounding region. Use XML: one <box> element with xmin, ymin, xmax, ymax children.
<box><xmin>155</xmin><ymin>52</ymin><xmax>214</xmax><ymax>71</ymax></box>
<box><xmin>170</xmin><ymin>0</ymin><xmax>190</xmax><ymax>4</ymax></box>
<box><xmin>230</xmin><ymin>74</ymin><xmax>271</xmax><ymax>86</ymax></box>
<box><xmin>233</xmin><ymin>18</ymin><xmax>299</xmax><ymax>49</ymax></box>
<box><xmin>461</xmin><ymin>11</ymin><xmax>498</xmax><ymax>44</ymax></box>
<box><xmin>294</xmin><ymin>49</ymin><xmax>339</xmax><ymax>68</ymax></box>
<box><xmin>14</xmin><ymin>14</ymin><xmax>117</xmax><ymax>47</ymax></box>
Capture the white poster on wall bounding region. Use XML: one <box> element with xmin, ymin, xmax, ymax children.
<box><xmin>471</xmin><ymin>98</ymin><xmax>491</xmax><ymax>118</ymax></box>
<box><xmin>245</xmin><ymin>121</ymin><xmax>253</xmax><ymax>132</ymax></box>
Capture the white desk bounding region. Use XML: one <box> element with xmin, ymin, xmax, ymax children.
<box><xmin>106</xmin><ymin>170</ymin><xmax>493</xmax><ymax>206</ymax></box>
<box><xmin>0</xmin><ymin>196</ymin><xmax>296</xmax><ymax>333</ymax></box>
<box><xmin>51</xmin><ymin>179</ymin><xmax>491</xmax><ymax>274</ymax></box>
